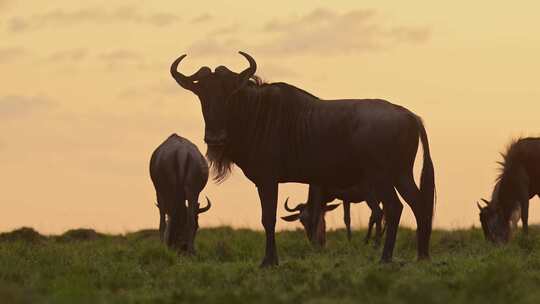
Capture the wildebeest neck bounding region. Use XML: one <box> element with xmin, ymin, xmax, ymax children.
<box><xmin>207</xmin><ymin>82</ymin><xmax>316</xmax><ymax>182</ymax></box>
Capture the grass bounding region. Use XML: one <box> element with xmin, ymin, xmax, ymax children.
<box><xmin>1</xmin><ymin>226</ymin><xmax>540</xmax><ymax>304</ymax></box>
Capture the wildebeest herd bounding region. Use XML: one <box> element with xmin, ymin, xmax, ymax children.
<box><xmin>150</xmin><ymin>51</ymin><xmax>539</xmax><ymax>267</ymax></box>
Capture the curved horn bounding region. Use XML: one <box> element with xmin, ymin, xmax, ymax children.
<box><xmin>284</xmin><ymin>197</ymin><xmax>304</xmax><ymax>212</ymax></box>
<box><xmin>477</xmin><ymin>202</ymin><xmax>483</xmax><ymax>211</ymax></box>
<box><xmin>237</xmin><ymin>51</ymin><xmax>257</xmax><ymax>86</ymax></box>
<box><xmin>198</xmin><ymin>196</ymin><xmax>212</xmax><ymax>214</ymax></box>
<box><xmin>481</xmin><ymin>198</ymin><xmax>490</xmax><ymax>205</ymax></box>
<box><xmin>170</xmin><ymin>54</ymin><xmax>211</xmax><ymax>91</ymax></box>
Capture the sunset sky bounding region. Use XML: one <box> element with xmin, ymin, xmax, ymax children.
<box><xmin>1</xmin><ymin>0</ymin><xmax>540</xmax><ymax>234</ymax></box>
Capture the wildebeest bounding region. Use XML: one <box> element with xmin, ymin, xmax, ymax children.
<box><xmin>170</xmin><ymin>52</ymin><xmax>435</xmax><ymax>266</ymax></box>
<box><xmin>281</xmin><ymin>184</ymin><xmax>384</xmax><ymax>245</ymax></box>
<box><xmin>149</xmin><ymin>134</ymin><xmax>212</xmax><ymax>253</ymax></box>
<box><xmin>478</xmin><ymin>137</ymin><xmax>540</xmax><ymax>243</ymax></box>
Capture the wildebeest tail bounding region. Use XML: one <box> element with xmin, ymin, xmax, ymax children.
<box><xmin>416</xmin><ymin>115</ymin><xmax>436</xmax><ymax>227</ymax></box>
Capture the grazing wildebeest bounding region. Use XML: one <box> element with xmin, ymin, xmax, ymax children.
<box><xmin>281</xmin><ymin>195</ymin><xmax>341</xmax><ymax>247</ymax></box>
<box><xmin>478</xmin><ymin>137</ymin><xmax>540</xmax><ymax>243</ymax></box>
<box><xmin>170</xmin><ymin>52</ymin><xmax>435</xmax><ymax>266</ymax></box>
<box><xmin>281</xmin><ymin>184</ymin><xmax>384</xmax><ymax>245</ymax></box>
<box><xmin>149</xmin><ymin>134</ymin><xmax>212</xmax><ymax>253</ymax></box>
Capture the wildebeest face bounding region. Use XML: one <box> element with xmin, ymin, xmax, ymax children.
<box><xmin>184</xmin><ymin>197</ymin><xmax>212</xmax><ymax>253</ymax></box>
<box><xmin>170</xmin><ymin>52</ymin><xmax>257</xmax><ymax>146</ymax></box>
<box><xmin>478</xmin><ymin>199</ymin><xmax>510</xmax><ymax>244</ymax></box>
<box><xmin>159</xmin><ymin>198</ymin><xmax>212</xmax><ymax>253</ymax></box>
<box><xmin>281</xmin><ymin>197</ymin><xmax>340</xmax><ymax>246</ymax></box>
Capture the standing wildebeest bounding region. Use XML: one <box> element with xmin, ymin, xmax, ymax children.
<box><xmin>478</xmin><ymin>137</ymin><xmax>540</xmax><ymax>243</ymax></box>
<box><xmin>170</xmin><ymin>52</ymin><xmax>435</xmax><ymax>267</ymax></box>
<box><xmin>149</xmin><ymin>134</ymin><xmax>212</xmax><ymax>253</ymax></box>
<box><xmin>281</xmin><ymin>184</ymin><xmax>384</xmax><ymax>245</ymax></box>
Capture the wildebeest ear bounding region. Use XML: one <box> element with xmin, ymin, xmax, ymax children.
<box><xmin>281</xmin><ymin>214</ymin><xmax>300</xmax><ymax>222</ymax></box>
<box><xmin>325</xmin><ymin>203</ymin><xmax>340</xmax><ymax>212</ymax></box>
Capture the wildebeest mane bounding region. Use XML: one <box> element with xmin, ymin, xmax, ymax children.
<box><xmin>495</xmin><ymin>138</ymin><xmax>525</xmax><ymax>182</ymax></box>
<box><xmin>206</xmin><ymin>76</ymin><xmax>319</xmax><ymax>182</ymax></box>
<box><xmin>493</xmin><ymin>138</ymin><xmax>529</xmax><ymax>218</ymax></box>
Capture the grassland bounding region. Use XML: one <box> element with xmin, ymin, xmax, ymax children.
<box><xmin>1</xmin><ymin>226</ymin><xmax>540</xmax><ymax>304</ymax></box>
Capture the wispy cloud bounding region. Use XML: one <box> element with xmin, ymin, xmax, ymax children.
<box><xmin>0</xmin><ymin>95</ymin><xmax>55</xmax><ymax>118</ymax></box>
<box><xmin>187</xmin><ymin>8</ymin><xmax>430</xmax><ymax>57</ymax></box>
<box><xmin>46</xmin><ymin>48</ymin><xmax>88</xmax><ymax>63</ymax></box>
<box><xmin>187</xmin><ymin>38</ymin><xmax>242</xmax><ymax>56</ymax></box>
<box><xmin>258</xmin><ymin>8</ymin><xmax>430</xmax><ymax>55</ymax></box>
<box><xmin>208</xmin><ymin>23</ymin><xmax>239</xmax><ymax>37</ymax></box>
<box><xmin>7</xmin><ymin>6</ymin><xmax>180</xmax><ymax>32</ymax></box>
<box><xmin>191</xmin><ymin>13</ymin><xmax>213</xmax><ymax>24</ymax></box>
<box><xmin>97</xmin><ymin>49</ymin><xmax>148</xmax><ymax>70</ymax></box>
<box><xmin>0</xmin><ymin>0</ymin><xmax>12</xmax><ymax>9</ymax></box>
<box><xmin>0</xmin><ymin>47</ymin><xmax>26</xmax><ymax>63</ymax></box>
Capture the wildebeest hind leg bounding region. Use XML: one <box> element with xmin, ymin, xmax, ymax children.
<box><xmin>378</xmin><ymin>184</ymin><xmax>403</xmax><ymax>263</ymax></box>
<box><xmin>395</xmin><ymin>174</ymin><xmax>431</xmax><ymax>260</ymax></box>
<box><xmin>257</xmin><ymin>182</ymin><xmax>279</xmax><ymax>267</ymax></box>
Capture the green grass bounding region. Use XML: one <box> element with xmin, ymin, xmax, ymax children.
<box><xmin>2</xmin><ymin>226</ymin><xmax>540</xmax><ymax>304</ymax></box>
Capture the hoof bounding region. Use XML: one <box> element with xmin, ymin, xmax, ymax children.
<box><xmin>417</xmin><ymin>254</ymin><xmax>431</xmax><ymax>262</ymax></box>
<box><xmin>380</xmin><ymin>257</ymin><xmax>393</xmax><ymax>264</ymax></box>
<box><xmin>259</xmin><ymin>257</ymin><xmax>279</xmax><ymax>268</ymax></box>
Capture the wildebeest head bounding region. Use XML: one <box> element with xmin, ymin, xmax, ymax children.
<box><xmin>158</xmin><ymin>197</ymin><xmax>212</xmax><ymax>253</ymax></box>
<box><xmin>170</xmin><ymin>52</ymin><xmax>257</xmax><ymax>146</ymax></box>
<box><xmin>185</xmin><ymin>197</ymin><xmax>212</xmax><ymax>252</ymax></box>
<box><xmin>477</xmin><ymin>198</ymin><xmax>510</xmax><ymax>244</ymax></box>
<box><xmin>280</xmin><ymin>197</ymin><xmax>340</xmax><ymax>247</ymax></box>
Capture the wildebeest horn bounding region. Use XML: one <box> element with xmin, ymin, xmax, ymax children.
<box><xmin>237</xmin><ymin>51</ymin><xmax>257</xmax><ymax>86</ymax></box>
<box><xmin>198</xmin><ymin>196</ymin><xmax>212</xmax><ymax>214</ymax></box>
<box><xmin>284</xmin><ymin>197</ymin><xmax>304</xmax><ymax>212</ymax></box>
<box><xmin>477</xmin><ymin>202</ymin><xmax>483</xmax><ymax>211</ymax></box>
<box><xmin>170</xmin><ymin>54</ymin><xmax>211</xmax><ymax>91</ymax></box>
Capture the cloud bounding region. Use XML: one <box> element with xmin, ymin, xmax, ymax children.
<box><xmin>191</xmin><ymin>13</ymin><xmax>213</xmax><ymax>24</ymax></box>
<box><xmin>46</xmin><ymin>48</ymin><xmax>87</xmax><ymax>63</ymax></box>
<box><xmin>97</xmin><ymin>49</ymin><xmax>148</xmax><ymax>70</ymax></box>
<box><xmin>208</xmin><ymin>23</ymin><xmax>239</xmax><ymax>37</ymax></box>
<box><xmin>0</xmin><ymin>0</ymin><xmax>12</xmax><ymax>9</ymax></box>
<box><xmin>187</xmin><ymin>38</ymin><xmax>242</xmax><ymax>56</ymax></box>
<box><xmin>187</xmin><ymin>8</ymin><xmax>430</xmax><ymax>57</ymax></box>
<box><xmin>258</xmin><ymin>8</ymin><xmax>430</xmax><ymax>55</ymax></box>
<box><xmin>0</xmin><ymin>95</ymin><xmax>55</xmax><ymax>118</ymax></box>
<box><xmin>258</xmin><ymin>63</ymin><xmax>299</xmax><ymax>80</ymax></box>
<box><xmin>7</xmin><ymin>6</ymin><xmax>180</xmax><ymax>32</ymax></box>
<box><xmin>0</xmin><ymin>47</ymin><xmax>26</xmax><ymax>63</ymax></box>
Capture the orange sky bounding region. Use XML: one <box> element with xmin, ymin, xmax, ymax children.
<box><xmin>1</xmin><ymin>0</ymin><xmax>540</xmax><ymax>234</ymax></box>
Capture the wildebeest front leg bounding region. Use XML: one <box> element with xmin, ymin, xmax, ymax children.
<box><xmin>258</xmin><ymin>182</ymin><xmax>279</xmax><ymax>267</ymax></box>
<box><xmin>378</xmin><ymin>185</ymin><xmax>403</xmax><ymax>263</ymax></box>
<box><xmin>343</xmin><ymin>201</ymin><xmax>352</xmax><ymax>241</ymax></box>
<box><xmin>521</xmin><ymin>199</ymin><xmax>529</xmax><ymax>234</ymax></box>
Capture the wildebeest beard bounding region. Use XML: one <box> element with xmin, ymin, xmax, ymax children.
<box><xmin>206</xmin><ymin>144</ymin><xmax>233</xmax><ymax>183</ymax></box>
